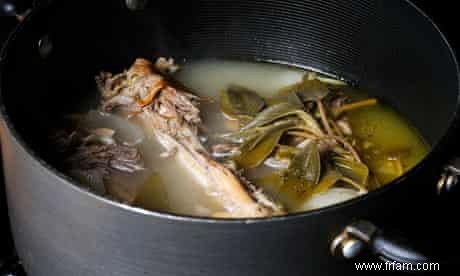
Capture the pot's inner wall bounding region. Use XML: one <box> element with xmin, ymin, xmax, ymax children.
<box><xmin>1</xmin><ymin>0</ymin><xmax>458</xmax><ymax>157</ymax></box>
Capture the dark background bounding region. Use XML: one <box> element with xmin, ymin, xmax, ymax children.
<box><xmin>1</xmin><ymin>9</ymin><xmax>19</xmax><ymax>271</ymax></box>
<box><xmin>0</xmin><ymin>0</ymin><xmax>458</xmax><ymax>274</ymax></box>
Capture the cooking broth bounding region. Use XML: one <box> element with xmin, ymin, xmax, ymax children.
<box><xmin>56</xmin><ymin>59</ymin><xmax>429</xmax><ymax>217</ymax></box>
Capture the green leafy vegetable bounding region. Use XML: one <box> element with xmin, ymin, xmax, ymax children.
<box><xmin>312</xmin><ymin>170</ymin><xmax>343</xmax><ymax>194</ymax></box>
<box><xmin>220</xmin><ymin>84</ymin><xmax>265</xmax><ymax>119</ymax></box>
<box><xmin>283</xmin><ymin>141</ymin><xmax>321</xmax><ymax>193</ymax></box>
<box><xmin>241</xmin><ymin>102</ymin><xmax>324</xmax><ymax>136</ymax></box>
<box><xmin>333</xmin><ymin>156</ymin><xmax>369</xmax><ymax>187</ymax></box>
<box><xmin>276</xmin><ymin>78</ymin><xmax>330</xmax><ymax>102</ymax></box>
<box><xmin>235</xmin><ymin>130</ymin><xmax>284</xmax><ymax>168</ymax></box>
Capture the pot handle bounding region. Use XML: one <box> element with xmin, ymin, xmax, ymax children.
<box><xmin>331</xmin><ymin>220</ymin><xmax>430</xmax><ymax>264</ymax></box>
<box><xmin>331</xmin><ymin>159</ymin><xmax>460</xmax><ymax>271</ymax></box>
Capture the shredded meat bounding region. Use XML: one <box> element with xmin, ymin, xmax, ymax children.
<box><xmin>96</xmin><ymin>58</ymin><xmax>284</xmax><ymax>217</ymax></box>
<box><xmin>155</xmin><ymin>57</ymin><xmax>180</xmax><ymax>75</ymax></box>
<box><xmin>53</xmin><ymin>127</ymin><xmax>144</xmax><ymax>195</ymax></box>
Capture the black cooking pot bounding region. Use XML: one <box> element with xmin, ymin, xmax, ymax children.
<box><xmin>1</xmin><ymin>0</ymin><xmax>459</xmax><ymax>275</ymax></box>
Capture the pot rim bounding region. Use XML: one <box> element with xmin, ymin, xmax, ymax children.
<box><xmin>1</xmin><ymin>0</ymin><xmax>459</xmax><ymax>225</ymax></box>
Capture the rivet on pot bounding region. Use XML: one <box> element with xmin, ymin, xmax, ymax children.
<box><xmin>38</xmin><ymin>35</ymin><xmax>53</xmax><ymax>58</ymax></box>
<box><xmin>125</xmin><ymin>0</ymin><xmax>148</xmax><ymax>11</ymax></box>
<box><xmin>1</xmin><ymin>2</ymin><xmax>16</xmax><ymax>16</ymax></box>
<box><xmin>437</xmin><ymin>158</ymin><xmax>460</xmax><ymax>195</ymax></box>
<box><xmin>341</xmin><ymin>238</ymin><xmax>365</xmax><ymax>259</ymax></box>
<box><xmin>331</xmin><ymin>220</ymin><xmax>377</xmax><ymax>260</ymax></box>
<box><xmin>437</xmin><ymin>172</ymin><xmax>458</xmax><ymax>195</ymax></box>
<box><xmin>331</xmin><ymin>232</ymin><xmax>366</xmax><ymax>259</ymax></box>
<box><xmin>330</xmin><ymin>232</ymin><xmax>348</xmax><ymax>257</ymax></box>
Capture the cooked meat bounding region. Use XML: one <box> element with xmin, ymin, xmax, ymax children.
<box><xmin>96</xmin><ymin>58</ymin><xmax>284</xmax><ymax>217</ymax></box>
<box><xmin>53</xmin><ymin>127</ymin><xmax>144</xmax><ymax>195</ymax></box>
<box><xmin>155</xmin><ymin>57</ymin><xmax>180</xmax><ymax>75</ymax></box>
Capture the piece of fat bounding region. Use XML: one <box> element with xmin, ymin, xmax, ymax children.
<box><xmin>298</xmin><ymin>188</ymin><xmax>360</xmax><ymax>212</ymax></box>
<box><xmin>139</xmin><ymin>111</ymin><xmax>282</xmax><ymax>218</ymax></box>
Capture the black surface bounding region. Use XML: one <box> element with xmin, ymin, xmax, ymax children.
<box><xmin>0</xmin><ymin>0</ymin><xmax>459</xmax><ymax>275</ymax></box>
<box><xmin>0</xmin><ymin>13</ymin><xmax>16</xmax><ymax>271</ymax></box>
